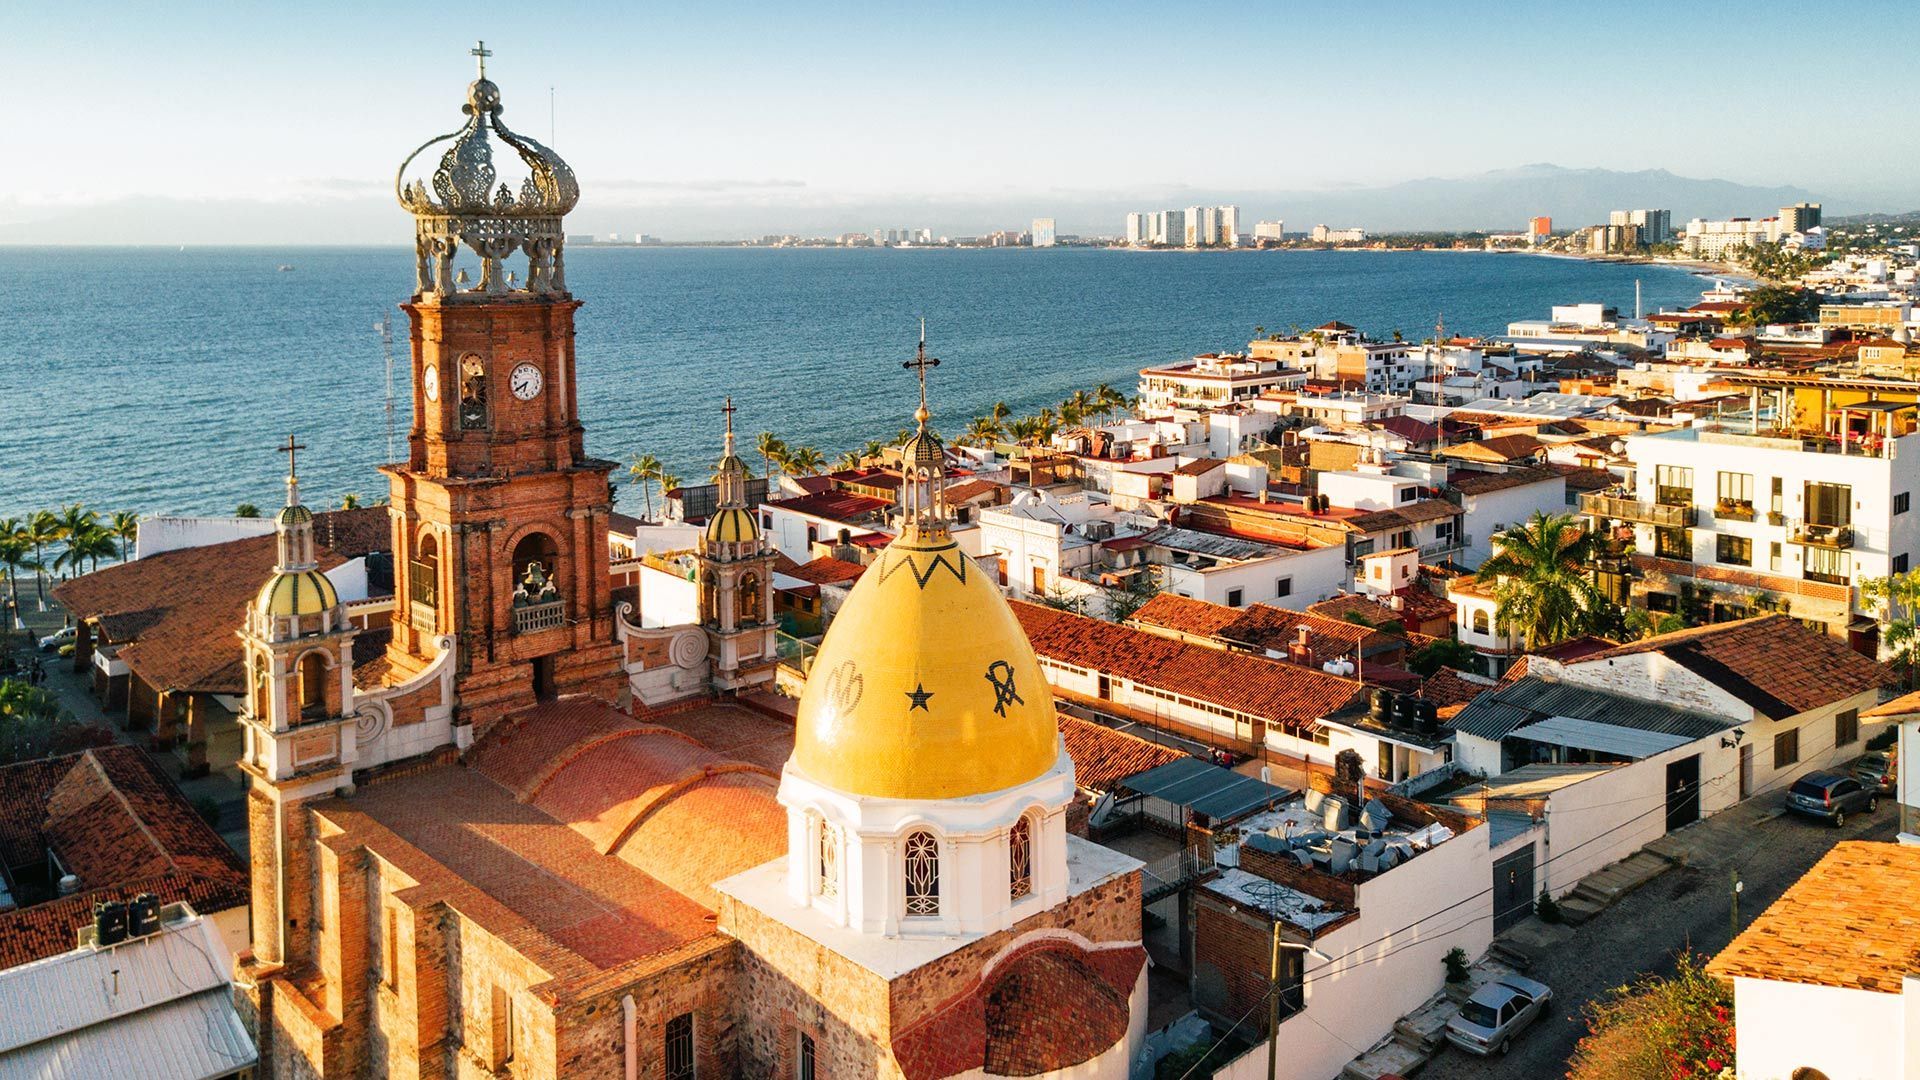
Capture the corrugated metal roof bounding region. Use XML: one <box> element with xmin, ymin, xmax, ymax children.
<box><xmin>1120</xmin><ymin>758</ymin><xmax>1294</xmax><ymax>823</ymax></box>
<box><xmin>0</xmin><ymin>913</ymin><xmax>254</xmax><ymax>1080</ymax></box>
<box><xmin>1136</xmin><ymin>524</ymin><xmax>1291</xmax><ymax>562</ymax></box>
<box><xmin>1509</xmin><ymin>716</ymin><xmax>1694</xmax><ymax>759</ymax></box>
<box><xmin>2</xmin><ymin>988</ymin><xmax>255</xmax><ymax>1080</ymax></box>
<box><xmin>1451</xmin><ymin>676</ymin><xmax>1733</xmax><ymax>743</ymax></box>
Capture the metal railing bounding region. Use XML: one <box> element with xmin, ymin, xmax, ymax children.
<box><xmin>1580</xmin><ymin>491</ymin><xmax>1696</xmax><ymax>528</ymax></box>
<box><xmin>409</xmin><ymin>601</ymin><xmax>436</xmax><ymax>634</ymax></box>
<box><xmin>1788</xmin><ymin>519</ymin><xmax>1854</xmax><ymax>550</ymax></box>
<box><xmin>1141</xmin><ymin>847</ymin><xmax>1219</xmax><ymax>904</ymax></box>
<box><xmin>512</xmin><ymin>600</ymin><xmax>566</xmax><ymax>634</ymax></box>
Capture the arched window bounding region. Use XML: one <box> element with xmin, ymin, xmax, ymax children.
<box><xmin>459</xmin><ymin>354</ymin><xmax>488</xmax><ymax>430</ymax></box>
<box><xmin>1472</xmin><ymin>610</ymin><xmax>1490</xmax><ymax>634</ymax></box>
<box><xmin>1009</xmin><ymin>814</ymin><xmax>1034</xmax><ymax>900</ymax></box>
<box><xmin>738</xmin><ymin>573</ymin><xmax>762</xmax><ymax>624</ymax></box>
<box><xmin>814</xmin><ymin>814</ymin><xmax>840</xmax><ymax>900</ymax></box>
<box><xmin>903</xmin><ymin>830</ymin><xmax>940</xmax><ymax>917</ymax></box>
<box><xmin>297</xmin><ymin>652</ymin><xmax>328</xmax><ymax>719</ymax></box>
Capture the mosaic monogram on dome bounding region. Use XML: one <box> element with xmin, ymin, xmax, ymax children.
<box><xmin>823</xmin><ymin>659</ymin><xmax>864</xmax><ymax>713</ymax></box>
<box><xmin>985</xmin><ymin>660</ymin><xmax>1024</xmax><ymax>717</ymax></box>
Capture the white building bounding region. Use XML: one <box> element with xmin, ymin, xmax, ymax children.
<box><xmin>1125</xmin><ymin>212</ymin><xmax>1145</xmax><ymax>246</ymax></box>
<box><xmin>1449</xmin><ymin>467</ymin><xmax>1568</xmax><ymax>569</ymax></box>
<box><xmin>1254</xmin><ymin>219</ymin><xmax>1285</xmax><ymax>242</ymax></box>
<box><xmin>1588</xmin><ymin>403</ymin><xmax>1920</xmax><ymax>638</ymax></box>
<box><xmin>1139</xmin><ymin>524</ymin><xmax>1348</xmax><ymax>611</ymax></box>
<box><xmin>1031</xmin><ymin>217</ymin><xmax>1056</xmax><ymax>247</ymax></box>
<box><xmin>1709</xmin><ymin>841</ymin><xmax>1920</xmax><ymax>1080</ymax></box>
<box><xmin>976</xmin><ymin>490</ymin><xmax>1148</xmax><ymax>600</ymax></box>
<box><xmin>1137</xmin><ymin>353</ymin><xmax>1308</xmax><ymax>414</ymax></box>
<box><xmin>1607</xmin><ymin>208</ymin><xmax>1671</xmax><ymax>245</ymax></box>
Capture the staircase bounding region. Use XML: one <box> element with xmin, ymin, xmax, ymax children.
<box><xmin>1558</xmin><ymin>850</ymin><xmax>1674</xmax><ymax>925</ymax></box>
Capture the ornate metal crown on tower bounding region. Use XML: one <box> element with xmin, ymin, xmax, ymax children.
<box><xmin>395</xmin><ymin>42</ymin><xmax>579</xmax><ymax>300</ymax></box>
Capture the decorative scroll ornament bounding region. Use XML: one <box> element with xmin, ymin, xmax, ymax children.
<box><xmin>394</xmin><ymin>43</ymin><xmax>579</xmax><ymax>299</ymax></box>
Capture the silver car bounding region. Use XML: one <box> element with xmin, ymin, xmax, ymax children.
<box><xmin>1444</xmin><ymin>974</ymin><xmax>1553</xmax><ymax>1056</ymax></box>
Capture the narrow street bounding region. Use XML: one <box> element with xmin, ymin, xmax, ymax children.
<box><xmin>1416</xmin><ymin>797</ymin><xmax>1897</xmax><ymax>1079</ymax></box>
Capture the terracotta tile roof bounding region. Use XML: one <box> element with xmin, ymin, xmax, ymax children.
<box><xmin>1346</xmin><ymin>499</ymin><xmax>1459</xmax><ymax>533</ymax></box>
<box><xmin>1377</xmin><ymin>415</ymin><xmax>1440</xmax><ymax>446</ymax></box>
<box><xmin>1057</xmin><ymin>716</ymin><xmax>1188</xmax><ymax>793</ymax></box>
<box><xmin>51</xmin><ymin>510</ymin><xmax>386</xmax><ymax>695</ymax></box>
<box><xmin>1864</xmin><ymin>688</ymin><xmax>1920</xmax><ymax>719</ymax></box>
<box><xmin>782</xmin><ymin>556</ymin><xmax>867</xmax><ymax>586</ymax></box>
<box><xmin>1447</xmin><ymin>466</ymin><xmax>1563</xmax><ymax>497</ymax></box>
<box><xmin>1174</xmin><ymin>458</ymin><xmax>1227</xmax><ymax>476</ymax></box>
<box><xmin>1420</xmin><ymin>667</ymin><xmax>1495</xmax><ymax>718</ymax></box>
<box><xmin>1441</xmin><ymin>434</ymin><xmax>1544</xmax><ymax>463</ymax></box>
<box><xmin>1575</xmin><ymin>615</ymin><xmax>1892</xmax><ymax>720</ymax></box>
<box><xmin>763</xmin><ymin>490</ymin><xmax>894</xmax><ymax>522</ymax></box>
<box><xmin>0</xmin><ymin>746</ymin><xmax>247</xmax><ymax>969</ymax></box>
<box><xmin>942</xmin><ymin>478</ymin><xmax>1004</xmax><ymax>504</ymax></box>
<box><xmin>1129</xmin><ymin>594</ymin><xmax>1393</xmax><ymax>662</ymax></box>
<box><xmin>1013</xmin><ymin>601</ymin><xmax>1363</xmax><ymax>732</ymax></box>
<box><xmin>1544</xmin><ymin>462</ymin><xmax>1618</xmax><ymax>493</ymax></box>
<box><xmin>1708</xmin><ymin>841</ymin><xmax>1920</xmax><ymax>994</ymax></box>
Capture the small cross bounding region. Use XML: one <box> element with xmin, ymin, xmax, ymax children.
<box><xmin>902</xmin><ymin>319</ymin><xmax>940</xmax><ymax>415</ymax></box>
<box><xmin>278</xmin><ymin>434</ymin><xmax>307</xmax><ymax>480</ymax></box>
<box><xmin>471</xmin><ymin>40</ymin><xmax>493</xmax><ymax>79</ymax></box>
<box><xmin>721</xmin><ymin>396</ymin><xmax>736</xmax><ymax>437</ymax></box>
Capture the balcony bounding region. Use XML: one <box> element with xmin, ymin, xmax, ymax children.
<box><xmin>1789</xmin><ymin>520</ymin><xmax>1854</xmax><ymax>550</ymax></box>
<box><xmin>513</xmin><ymin>599</ymin><xmax>566</xmax><ymax>634</ymax></box>
<box><xmin>409</xmin><ymin>601</ymin><xmax>437</xmax><ymax>634</ymax></box>
<box><xmin>1580</xmin><ymin>491</ymin><xmax>1696</xmax><ymax>529</ymax></box>
<box><xmin>1418</xmin><ymin>533</ymin><xmax>1470</xmax><ymax>558</ymax></box>
<box><xmin>1714</xmin><ymin>500</ymin><xmax>1755</xmax><ymax>522</ymax></box>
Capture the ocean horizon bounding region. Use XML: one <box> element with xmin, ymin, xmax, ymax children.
<box><xmin>0</xmin><ymin>246</ymin><xmax>1707</xmax><ymax>521</ymax></box>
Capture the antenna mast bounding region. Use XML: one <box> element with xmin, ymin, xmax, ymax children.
<box><xmin>375</xmin><ymin>314</ymin><xmax>397</xmax><ymax>462</ymax></box>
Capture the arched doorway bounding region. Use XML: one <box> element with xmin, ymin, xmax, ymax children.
<box><xmin>510</xmin><ymin>532</ymin><xmax>565</xmax><ymax>634</ymax></box>
<box><xmin>296</xmin><ymin>652</ymin><xmax>329</xmax><ymax>720</ymax></box>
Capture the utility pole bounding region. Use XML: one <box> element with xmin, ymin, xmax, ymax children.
<box><xmin>1730</xmin><ymin>870</ymin><xmax>1743</xmax><ymax>938</ymax></box>
<box><xmin>1267</xmin><ymin>921</ymin><xmax>1282</xmax><ymax>1080</ymax></box>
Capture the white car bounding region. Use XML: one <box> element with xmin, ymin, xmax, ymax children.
<box><xmin>1444</xmin><ymin>974</ymin><xmax>1553</xmax><ymax>1056</ymax></box>
<box><xmin>38</xmin><ymin>625</ymin><xmax>75</xmax><ymax>651</ymax></box>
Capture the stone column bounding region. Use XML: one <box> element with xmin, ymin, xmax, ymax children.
<box><xmin>182</xmin><ymin>694</ymin><xmax>210</xmax><ymax>778</ymax></box>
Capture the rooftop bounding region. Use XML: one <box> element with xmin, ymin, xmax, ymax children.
<box><xmin>1451</xmin><ymin>675</ymin><xmax>1734</xmax><ymax>746</ymax></box>
<box><xmin>1576</xmin><ymin>614</ymin><xmax>1892</xmax><ymax>720</ymax></box>
<box><xmin>1448</xmin><ymin>467</ymin><xmax>1564</xmax><ymax>497</ymax></box>
<box><xmin>1709</xmin><ymin>841</ymin><xmax>1920</xmax><ymax>994</ymax></box>
<box><xmin>1130</xmin><ymin>593</ymin><xmax>1393</xmax><ymax>661</ymax></box>
<box><xmin>762</xmin><ymin>490</ymin><xmax>894</xmax><ymax>522</ymax></box>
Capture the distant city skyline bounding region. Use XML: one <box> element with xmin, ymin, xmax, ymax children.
<box><xmin>7</xmin><ymin>1</ymin><xmax>1917</xmax><ymax>243</ymax></box>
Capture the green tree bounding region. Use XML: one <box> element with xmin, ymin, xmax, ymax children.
<box><xmin>627</xmin><ymin>453</ymin><xmax>664</xmax><ymax>520</ymax></box>
<box><xmin>58</xmin><ymin>522</ymin><xmax>117</xmax><ymax>575</ymax></box>
<box><xmin>960</xmin><ymin>416</ymin><xmax>1003</xmax><ymax>447</ymax></box>
<box><xmin>1729</xmin><ymin>284</ymin><xmax>1819</xmax><ymax>326</ymax></box>
<box><xmin>754</xmin><ymin>431</ymin><xmax>787</xmax><ymax>480</ymax></box>
<box><xmin>833</xmin><ymin>449</ymin><xmax>863</xmax><ymax>471</ymax></box>
<box><xmin>0</xmin><ymin>527</ymin><xmax>33</xmax><ymax>635</ymax></box>
<box><xmin>784</xmin><ymin>446</ymin><xmax>827</xmax><ymax>476</ymax></box>
<box><xmin>234</xmin><ymin>503</ymin><xmax>262</xmax><ymax>518</ymax></box>
<box><xmin>0</xmin><ymin>677</ymin><xmax>113</xmax><ymax>764</ymax></box>
<box><xmin>1035</xmin><ymin>582</ymin><xmax>1087</xmax><ymax>616</ymax></box>
<box><xmin>1409</xmin><ymin>638</ymin><xmax>1477</xmax><ymax>677</ymax></box>
<box><xmin>1100</xmin><ymin>566</ymin><xmax>1163</xmax><ymax>623</ymax></box>
<box><xmin>24</xmin><ymin>511</ymin><xmax>59</xmax><ymax>604</ymax></box>
<box><xmin>1862</xmin><ymin>570</ymin><xmax>1920</xmax><ymax>689</ymax></box>
<box><xmin>1477</xmin><ymin>511</ymin><xmax>1606</xmax><ymax>650</ymax></box>
<box><xmin>1567</xmin><ymin>952</ymin><xmax>1734</xmax><ymax>1080</ymax></box>
<box><xmin>339</xmin><ymin>493</ymin><xmax>363</xmax><ymax>510</ymax></box>
<box><xmin>109</xmin><ymin>511</ymin><xmax>139</xmax><ymax>563</ymax></box>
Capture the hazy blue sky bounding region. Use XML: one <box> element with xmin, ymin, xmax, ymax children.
<box><xmin>6</xmin><ymin>1</ymin><xmax>1915</xmax><ymax>240</ymax></box>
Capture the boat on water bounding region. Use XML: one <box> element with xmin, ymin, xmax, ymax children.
<box><xmin>277</xmin><ymin>264</ymin><xmax>295</xmax><ymax>272</ymax></box>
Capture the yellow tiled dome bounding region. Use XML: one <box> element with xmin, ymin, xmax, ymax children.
<box><xmin>792</xmin><ymin>528</ymin><xmax>1058</xmax><ymax>800</ymax></box>
<box><xmin>705</xmin><ymin>505</ymin><xmax>760</xmax><ymax>544</ymax></box>
<box><xmin>255</xmin><ymin>569</ymin><xmax>338</xmax><ymax>618</ymax></box>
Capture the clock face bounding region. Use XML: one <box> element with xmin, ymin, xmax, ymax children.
<box><xmin>423</xmin><ymin>364</ymin><xmax>440</xmax><ymax>402</ymax></box>
<box><xmin>510</xmin><ymin>362</ymin><xmax>543</xmax><ymax>401</ymax></box>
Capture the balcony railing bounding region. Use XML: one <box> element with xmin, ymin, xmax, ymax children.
<box><xmin>1789</xmin><ymin>520</ymin><xmax>1854</xmax><ymax>550</ymax></box>
<box><xmin>1714</xmin><ymin>500</ymin><xmax>1755</xmax><ymax>522</ymax></box>
<box><xmin>513</xmin><ymin>599</ymin><xmax>566</xmax><ymax>634</ymax></box>
<box><xmin>1418</xmin><ymin>534</ymin><xmax>1470</xmax><ymax>558</ymax></box>
<box><xmin>409</xmin><ymin>601</ymin><xmax>437</xmax><ymax>634</ymax></box>
<box><xmin>1580</xmin><ymin>491</ymin><xmax>1696</xmax><ymax>529</ymax></box>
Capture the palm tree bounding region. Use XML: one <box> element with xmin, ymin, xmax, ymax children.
<box><xmin>755</xmin><ymin>432</ymin><xmax>787</xmax><ymax>481</ymax></box>
<box><xmin>1061</xmin><ymin>389</ymin><xmax>1094</xmax><ymax>425</ymax></box>
<box><xmin>627</xmin><ymin>453</ymin><xmax>663</xmax><ymax>520</ymax></box>
<box><xmin>1475</xmin><ymin>511</ymin><xmax>1605</xmax><ymax>650</ymax></box>
<box><xmin>784</xmin><ymin>446</ymin><xmax>827</xmax><ymax>476</ymax></box>
<box><xmin>109</xmin><ymin>511</ymin><xmax>139</xmax><ymax>563</ymax></box>
<box><xmin>1093</xmin><ymin>383</ymin><xmax>1128</xmax><ymax>421</ymax></box>
<box><xmin>339</xmin><ymin>493</ymin><xmax>363</xmax><ymax>510</ymax></box>
<box><xmin>834</xmin><ymin>450</ymin><xmax>863</xmax><ymax>472</ymax></box>
<box><xmin>656</xmin><ymin>473</ymin><xmax>683</xmax><ymax>510</ymax></box>
<box><xmin>24</xmin><ymin>511</ymin><xmax>59</xmax><ymax>604</ymax></box>
<box><xmin>0</xmin><ymin>529</ymin><xmax>33</xmax><ymax>630</ymax></box>
<box><xmin>59</xmin><ymin>523</ymin><xmax>117</xmax><ymax>575</ymax></box>
<box><xmin>961</xmin><ymin>416</ymin><xmax>1003</xmax><ymax>447</ymax></box>
<box><xmin>989</xmin><ymin>401</ymin><xmax>1011</xmax><ymax>426</ymax></box>
<box><xmin>234</xmin><ymin>503</ymin><xmax>262</xmax><ymax>518</ymax></box>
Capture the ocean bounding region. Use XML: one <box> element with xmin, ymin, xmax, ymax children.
<box><xmin>0</xmin><ymin>246</ymin><xmax>1707</xmax><ymax>520</ymax></box>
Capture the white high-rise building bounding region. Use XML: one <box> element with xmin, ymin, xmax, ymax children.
<box><xmin>1254</xmin><ymin>220</ymin><xmax>1286</xmax><ymax>242</ymax></box>
<box><xmin>1125</xmin><ymin>212</ymin><xmax>1145</xmax><ymax>246</ymax></box>
<box><xmin>1218</xmin><ymin>205</ymin><xmax>1241</xmax><ymax>247</ymax></box>
<box><xmin>1031</xmin><ymin>218</ymin><xmax>1056</xmax><ymax>248</ymax></box>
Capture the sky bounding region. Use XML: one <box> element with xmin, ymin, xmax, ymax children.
<box><xmin>5</xmin><ymin>0</ymin><xmax>1916</xmax><ymax>242</ymax></box>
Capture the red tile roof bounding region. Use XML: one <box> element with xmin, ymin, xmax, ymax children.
<box><xmin>1057</xmin><ymin>716</ymin><xmax>1188</xmax><ymax>793</ymax></box>
<box><xmin>1708</xmin><ymin>842</ymin><xmax>1920</xmax><ymax>994</ymax></box>
<box><xmin>1575</xmin><ymin>615</ymin><xmax>1892</xmax><ymax>720</ymax></box>
<box><xmin>1013</xmin><ymin>601</ymin><xmax>1363</xmax><ymax>732</ymax></box>
<box><xmin>1130</xmin><ymin>594</ymin><xmax>1393</xmax><ymax>663</ymax></box>
<box><xmin>782</xmin><ymin>556</ymin><xmax>867</xmax><ymax>586</ymax></box>
<box><xmin>1441</xmin><ymin>434</ymin><xmax>1544</xmax><ymax>463</ymax></box>
<box><xmin>0</xmin><ymin>746</ymin><xmax>247</xmax><ymax>969</ymax></box>
<box><xmin>1448</xmin><ymin>467</ymin><xmax>1563</xmax><ymax>497</ymax></box>
<box><xmin>1174</xmin><ymin>458</ymin><xmax>1227</xmax><ymax>476</ymax></box>
<box><xmin>1419</xmin><ymin>667</ymin><xmax>1495</xmax><ymax>718</ymax></box>
<box><xmin>763</xmin><ymin>491</ymin><xmax>893</xmax><ymax>522</ymax></box>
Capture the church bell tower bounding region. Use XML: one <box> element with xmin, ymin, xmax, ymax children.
<box><xmin>697</xmin><ymin>398</ymin><xmax>778</xmax><ymax>692</ymax></box>
<box><xmin>382</xmin><ymin>43</ymin><xmax>624</xmax><ymax>727</ymax></box>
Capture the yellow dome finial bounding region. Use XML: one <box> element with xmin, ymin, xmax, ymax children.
<box><xmin>900</xmin><ymin>320</ymin><xmax>947</xmax><ymax>536</ymax></box>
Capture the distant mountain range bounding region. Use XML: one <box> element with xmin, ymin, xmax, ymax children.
<box><xmin>0</xmin><ymin>164</ymin><xmax>1874</xmax><ymax>244</ymax></box>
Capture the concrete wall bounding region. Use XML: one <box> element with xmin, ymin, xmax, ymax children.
<box><xmin>1731</xmin><ymin>976</ymin><xmax>1904</xmax><ymax>1080</ymax></box>
<box><xmin>1159</xmin><ymin>543</ymin><xmax>1346</xmax><ymax>612</ymax></box>
<box><xmin>1209</xmin><ymin>821</ymin><xmax>1494</xmax><ymax>1080</ymax></box>
<box><xmin>1458</xmin><ymin>477</ymin><xmax>1567</xmax><ymax>569</ymax></box>
<box><xmin>134</xmin><ymin>515</ymin><xmax>277</xmax><ymax>559</ymax></box>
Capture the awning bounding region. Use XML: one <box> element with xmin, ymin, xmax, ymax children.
<box><xmin>1119</xmin><ymin>757</ymin><xmax>1294</xmax><ymax>823</ymax></box>
<box><xmin>1509</xmin><ymin>715</ymin><xmax>1695</xmax><ymax>760</ymax></box>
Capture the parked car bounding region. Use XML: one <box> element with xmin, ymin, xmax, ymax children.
<box><xmin>38</xmin><ymin>625</ymin><xmax>75</xmax><ymax>652</ymax></box>
<box><xmin>1445</xmin><ymin>974</ymin><xmax>1553</xmax><ymax>1056</ymax></box>
<box><xmin>1785</xmin><ymin>771</ymin><xmax>1878</xmax><ymax>828</ymax></box>
<box><xmin>1852</xmin><ymin>751</ymin><xmax>1897</xmax><ymax>797</ymax></box>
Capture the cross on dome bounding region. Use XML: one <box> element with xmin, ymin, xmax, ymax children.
<box><xmin>722</xmin><ymin>395</ymin><xmax>737</xmax><ymax>454</ymax></box>
<box><xmin>903</xmin><ymin>318</ymin><xmax>940</xmax><ymax>430</ymax></box>
<box><xmin>278</xmin><ymin>433</ymin><xmax>307</xmax><ymax>504</ymax></box>
<box><xmin>470</xmin><ymin>40</ymin><xmax>493</xmax><ymax>79</ymax></box>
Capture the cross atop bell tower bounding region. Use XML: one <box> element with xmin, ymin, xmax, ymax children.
<box><xmin>470</xmin><ymin>39</ymin><xmax>492</xmax><ymax>78</ymax></box>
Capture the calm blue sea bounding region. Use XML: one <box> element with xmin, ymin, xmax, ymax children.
<box><xmin>0</xmin><ymin>246</ymin><xmax>1706</xmax><ymax>520</ymax></box>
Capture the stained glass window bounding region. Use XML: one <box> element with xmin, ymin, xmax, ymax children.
<box><xmin>904</xmin><ymin>830</ymin><xmax>939</xmax><ymax>916</ymax></box>
<box><xmin>816</xmin><ymin>816</ymin><xmax>839</xmax><ymax>900</ymax></box>
<box><xmin>1009</xmin><ymin>815</ymin><xmax>1033</xmax><ymax>900</ymax></box>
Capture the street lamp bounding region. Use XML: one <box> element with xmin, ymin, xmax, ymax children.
<box><xmin>1267</xmin><ymin>924</ymin><xmax>1332</xmax><ymax>1080</ymax></box>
